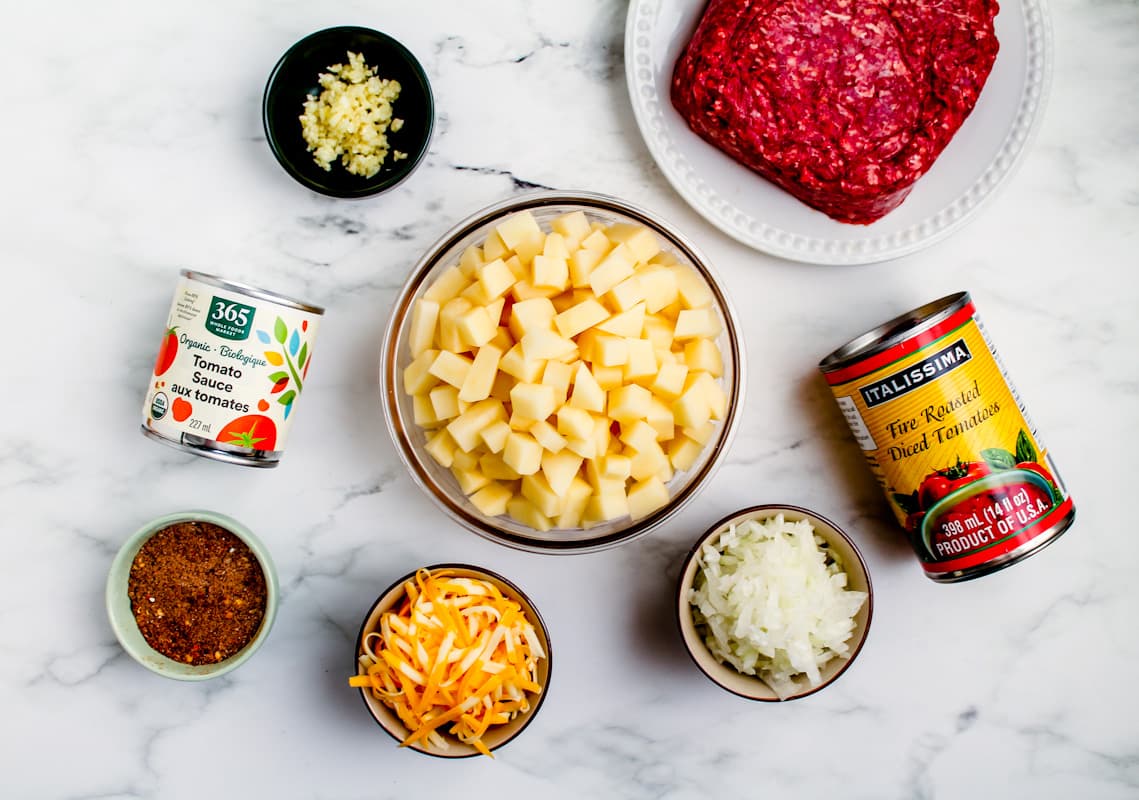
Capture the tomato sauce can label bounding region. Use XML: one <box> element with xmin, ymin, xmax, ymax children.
<box><xmin>141</xmin><ymin>271</ymin><xmax>324</xmax><ymax>468</ymax></box>
<box><xmin>819</xmin><ymin>292</ymin><xmax>1075</xmax><ymax>582</ymax></box>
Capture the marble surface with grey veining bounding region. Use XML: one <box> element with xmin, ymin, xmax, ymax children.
<box><xmin>1</xmin><ymin>0</ymin><xmax>1136</xmax><ymax>797</ymax></box>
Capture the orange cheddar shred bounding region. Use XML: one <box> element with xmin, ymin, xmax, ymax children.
<box><xmin>350</xmin><ymin>568</ymin><xmax>546</xmax><ymax>757</ymax></box>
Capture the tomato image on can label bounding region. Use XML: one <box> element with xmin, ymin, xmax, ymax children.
<box><xmin>141</xmin><ymin>271</ymin><xmax>324</xmax><ymax>468</ymax></box>
<box><xmin>820</xmin><ymin>292</ymin><xmax>1075</xmax><ymax>583</ymax></box>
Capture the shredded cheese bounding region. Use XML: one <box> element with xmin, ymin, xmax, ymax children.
<box><xmin>349</xmin><ymin>568</ymin><xmax>546</xmax><ymax>757</ymax></box>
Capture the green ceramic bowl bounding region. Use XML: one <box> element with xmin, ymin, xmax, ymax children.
<box><xmin>105</xmin><ymin>510</ymin><xmax>279</xmax><ymax>680</ymax></box>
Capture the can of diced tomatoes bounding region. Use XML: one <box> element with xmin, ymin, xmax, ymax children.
<box><xmin>819</xmin><ymin>292</ymin><xmax>1075</xmax><ymax>582</ymax></box>
<box><xmin>141</xmin><ymin>271</ymin><xmax>324</xmax><ymax>467</ymax></box>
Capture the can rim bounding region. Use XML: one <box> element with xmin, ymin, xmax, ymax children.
<box><xmin>182</xmin><ymin>270</ymin><xmax>325</xmax><ymax>315</ymax></box>
<box><xmin>818</xmin><ymin>292</ymin><xmax>970</xmax><ymax>373</ymax></box>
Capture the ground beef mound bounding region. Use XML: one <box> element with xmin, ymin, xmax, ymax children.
<box><xmin>671</xmin><ymin>0</ymin><xmax>1000</xmax><ymax>224</ymax></box>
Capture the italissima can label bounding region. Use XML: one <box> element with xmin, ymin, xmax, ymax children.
<box><xmin>141</xmin><ymin>271</ymin><xmax>324</xmax><ymax>468</ymax></box>
<box><xmin>820</xmin><ymin>292</ymin><xmax>1075</xmax><ymax>582</ymax></box>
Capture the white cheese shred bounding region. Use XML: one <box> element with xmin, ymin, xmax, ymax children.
<box><xmin>689</xmin><ymin>514</ymin><xmax>867</xmax><ymax>699</ymax></box>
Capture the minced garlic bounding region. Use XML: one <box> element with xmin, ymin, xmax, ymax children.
<box><xmin>299</xmin><ymin>51</ymin><xmax>407</xmax><ymax>178</ymax></box>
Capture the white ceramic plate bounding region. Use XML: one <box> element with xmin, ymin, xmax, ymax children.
<box><xmin>624</xmin><ymin>0</ymin><xmax>1053</xmax><ymax>265</ymax></box>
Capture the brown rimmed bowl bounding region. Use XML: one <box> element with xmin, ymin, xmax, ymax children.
<box><xmin>353</xmin><ymin>563</ymin><xmax>552</xmax><ymax>757</ymax></box>
<box><xmin>676</xmin><ymin>505</ymin><xmax>873</xmax><ymax>701</ymax></box>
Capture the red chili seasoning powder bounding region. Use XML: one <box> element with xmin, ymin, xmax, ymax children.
<box><xmin>127</xmin><ymin>521</ymin><xmax>267</xmax><ymax>665</ymax></box>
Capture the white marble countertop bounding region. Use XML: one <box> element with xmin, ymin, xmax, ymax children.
<box><xmin>2</xmin><ymin>0</ymin><xmax>1136</xmax><ymax>797</ymax></box>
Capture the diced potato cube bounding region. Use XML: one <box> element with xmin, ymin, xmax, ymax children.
<box><xmin>447</xmin><ymin>399</ymin><xmax>507</xmax><ymax>452</ymax></box>
<box><xmin>511</xmin><ymin>382</ymin><xmax>558</xmax><ymax>422</ymax></box>
<box><xmin>608</xmin><ymin>384</ymin><xmax>652</xmax><ymax>423</ymax></box>
<box><xmin>554</xmin><ymin>297</ymin><xmax>610</xmax><ymax>339</ymax></box>
<box><xmin>453</xmin><ymin>465</ymin><xmax>490</xmax><ymax>496</ymax></box>
<box><xmin>423</xmin><ymin>266</ymin><xmax>470</xmax><ymax>304</ymax></box>
<box><xmin>429</xmin><ymin>385</ymin><xmax>461</xmax><ymax>420</ymax></box>
<box><xmin>643</xmin><ymin>314</ymin><xmax>675</xmax><ymax>350</ymax></box>
<box><xmin>589</xmin><ymin>243</ymin><xmax>636</xmax><ymax>296</ymax></box>
<box><xmin>541</xmin><ymin>360</ymin><xmax>574</xmax><ymax>404</ymax></box>
<box><xmin>409</xmin><ymin>299</ymin><xmax>440</xmax><ymax>358</ymax></box>
<box><xmin>412</xmin><ymin>393</ymin><xmax>437</xmax><ymax>428</ymax></box>
<box><xmin>496</xmin><ymin>211</ymin><xmax>544</xmax><ymax>251</ymax></box>
<box><xmin>551</xmin><ymin>290</ymin><xmax>577</xmax><ymax>313</ymax></box>
<box><xmin>509</xmin><ymin>411</ymin><xmax>538</xmax><ymax>431</ymax></box>
<box><xmin>557</xmin><ymin>405</ymin><xmax>595</xmax><ymax>441</ymax></box>
<box><xmin>532</xmin><ymin>254</ymin><xmax>569</xmax><ymax>292</ymax></box>
<box><xmin>555</xmin><ymin>476</ymin><xmax>593</xmax><ymax>528</ymax></box>
<box><xmin>480</xmin><ymin>452</ymin><xmax>521</xmax><ymax>481</ymax></box>
<box><xmin>470</xmin><ymin>481</ymin><xmax>513</xmax><ymax>516</ymax></box>
<box><xmin>511</xmin><ymin>280</ymin><xmax>559</xmax><ymax>301</ymax></box>
<box><xmin>594</xmin><ymin>335</ymin><xmax>628</xmax><ymax>367</ymax></box>
<box><xmin>604</xmin><ymin>223</ymin><xmax>661</xmax><ymax>263</ymax></box>
<box><xmin>480</xmin><ymin>419</ymin><xmax>511</xmax><ymax>453</ymax></box>
<box><xmin>623</xmin><ymin>338</ymin><xmax>657</xmax><ymax>381</ymax></box>
<box><xmin>668</xmin><ymin>435</ymin><xmax>704</xmax><ymax>472</ymax></box>
<box><xmin>580</xmin><ymin>229</ymin><xmax>612</xmax><ymax>253</ymax></box>
<box><xmin>597</xmin><ymin>302</ymin><xmax>645</xmax><ymax>338</ymax></box>
<box><xmin>428</xmin><ymin>351</ymin><xmax>473</xmax><ymax>388</ymax></box>
<box><xmin>619</xmin><ymin>420</ymin><xmax>659</xmax><ymax>453</ymax></box>
<box><xmin>543</xmin><ymin>232</ymin><xmax>569</xmax><ymax>260</ymax></box>
<box><xmin>601</xmin><ymin>453</ymin><xmax>632</xmax><ymax>481</ymax></box>
<box><xmin>490</xmin><ymin>370</ymin><xmax>515</xmax><ymax>403</ymax></box>
<box><xmin>593</xmin><ymin>413</ymin><xmax>611</xmax><ymax>456</ymax></box>
<box><xmin>488</xmin><ymin>326</ymin><xmax>514</xmax><ymax>352</ymax></box>
<box><xmin>628</xmin><ymin>476</ymin><xmax>669</xmax><ymax>520</ymax></box>
<box><xmin>504</xmin><ymin>255</ymin><xmax>527</xmax><ymax>280</ymax></box>
<box><xmin>503</xmin><ymin>432</ymin><xmax>543</xmax><ymax>475</ymax></box>
<box><xmin>650</xmin><ymin>361</ymin><xmax>689</xmax><ymax>400</ymax></box>
<box><xmin>530</xmin><ymin>419</ymin><xmax>567</xmax><ymax>454</ymax></box>
<box><xmin>541</xmin><ymin>450</ymin><xmax>583</xmax><ymax>497</ymax></box>
<box><xmin>498</xmin><ymin>343</ymin><xmax>545</xmax><ymax>383</ymax></box>
<box><xmin>683</xmin><ymin>338</ymin><xmax>723</xmax><ymax>377</ymax></box>
<box><xmin>586</xmin><ymin>485</ymin><xmax>629</xmax><ymax>523</ymax></box>
<box><xmin>629</xmin><ymin>439</ymin><xmax>669</xmax><ymax>481</ymax></box>
<box><xmin>506</xmin><ymin>496</ymin><xmax>552</xmax><ymax>531</ymax></box>
<box><xmin>650</xmin><ymin>250</ymin><xmax>680</xmax><ymax>266</ymax></box>
<box><xmin>686</xmin><ymin>372</ymin><xmax>727</xmax><ymax>420</ymax></box>
<box><xmin>638</xmin><ymin>264</ymin><xmax>679</xmax><ymax>313</ymax></box>
<box><xmin>551</xmin><ymin>211</ymin><xmax>591</xmax><ymax>248</ymax></box>
<box><xmin>608</xmin><ymin>275</ymin><xmax>644</xmax><ymax>313</ymax></box>
<box><xmin>513</xmin><ymin>234</ymin><xmax>545</xmax><ymax>267</ymax></box>
<box><xmin>459</xmin><ymin>244</ymin><xmax>484</xmax><ymax>278</ymax></box>
<box><xmin>483</xmin><ymin>229</ymin><xmax>510</xmax><ymax>261</ymax></box>
<box><xmin>522</xmin><ymin>473</ymin><xmax>564</xmax><ymax>518</ymax></box>
<box><xmin>674</xmin><ymin>308</ymin><xmax>722</xmax><ymax>340</ymax></box>
<box><xmin>565</xmin><ymin>435</ymin><xmax>597</xmax><ymax>460</ymax></box>
<box><xmin>646</xmin><ymin>396</ymin><xmax>675</xmax><ymax>441</ymax></box>
<box><xmin>403</xmin><ymin>349</ymin><xmax>441</xmax><ymax>395</ymax></box>
<box><xmin>424</xmin><ymin>430</ymin><xmax>457</xmax><ymax>468</ymax></box>
<box><xmin>461</xmin><ymin>280</ymin><xmax>494</xmax><ymax>307</ymax></box>
<box><xmin>591</xmin><ymin>364</ymin><xmax>624</xmax><ymax>391</ymax></box>
<box><xmin>671</xmin><ymin>264</ymin><xmax>713</xmax><ymax>308</ymax></box>
<box><xmin>682</xmin><ymin>421</ymin><xmax>716</xmax><ymax>445</ymax></box>
<box><xmin>456</xmin><ymin>305</ymin><xmax>496</xmax><ymax>349</ymax></box>
<box><xmin>507</xmin><ymin>296</ymin><xmax>555</xmax><ymax>339</ymax></box>
<box><xmin>521</xmin><ymin>329</ymin><xmax>577</xmax><ymax>362</ymax></box>
<box><xmin>569</xmin><ymin>247</ymin><xmax>605</xmax><ymax>289</ymax></box>
<box><xmin>478</xmin><ymin>258</ymin><xmax>517</xmax><ymax>301</ymax></box>
<box><xmin>672</xmin><ymin>384</ymin><xmax>712</xmax><ymax>429</ymax></box>
<box><xmin>568</xmin><ymin>363</ymin><xmax>606</xmax><ymax>412</ymax></box>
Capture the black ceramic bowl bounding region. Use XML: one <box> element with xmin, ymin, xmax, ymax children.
<box><xmin>263</xmin><ymin>26</ymin><xmax>434</xmax><ymax>198</ymax></box>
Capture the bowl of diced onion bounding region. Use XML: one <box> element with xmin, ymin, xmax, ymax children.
<box><xmin>677</xmin><ymin>506</ymin><xmax>873</xmax><ymax>701</ymax></box>
<box><xmin>380</xmin><ymin>191</ymin><xmax>744</xmax><ymax>553</ymax></box>
<box><xmin>351</xmin><ymin>564</ymin><xmax>552</xmax><ymax>758</ymax></box>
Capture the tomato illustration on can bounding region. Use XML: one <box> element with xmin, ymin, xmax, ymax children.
<box><xmin>820</xmin><ymin>292</ymin><xmax>1075</xmax><ymax>583</ymax></box>
<box><xmin>141</xmin><ymin>271</ymin><xmax>324</xmax><ymax>468</ymax></box>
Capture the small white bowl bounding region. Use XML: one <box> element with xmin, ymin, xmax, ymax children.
<box><xmin>677</xmin><ymin>505</ymin><xmax>873</xmax><ymax>701</ymax></box>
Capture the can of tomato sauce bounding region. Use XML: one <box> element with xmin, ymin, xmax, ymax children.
<box><xmin>141</xmin><ymin>271</ymin><xmax>324</xmax><ymax>468</ymax></box>
<box><xmin>819</xmin><ymin>292</ymin><xmax>1075</xmax><ymax>582</ymax></box>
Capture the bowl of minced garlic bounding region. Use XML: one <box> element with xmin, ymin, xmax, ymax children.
<box><xmin>263</xmin><ymin>26</ymin><xmax>434</xmax><ymax>198</ymax></box>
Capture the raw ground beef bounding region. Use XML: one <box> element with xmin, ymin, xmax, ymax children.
<box><xmin>671</xmin><ymin>0</ymin><xmax>1000</xmax><ymax>224</ymax></box>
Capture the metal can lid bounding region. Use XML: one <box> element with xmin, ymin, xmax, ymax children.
<box><xmin>818</xmin><ymin>291</ymin><xmax>971</xmax><ymax>374</ymax></box>
<box><xmin>181</xmin><ymin>270</ymin><xmax>325</xmax><ymax>315</ymax></box>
